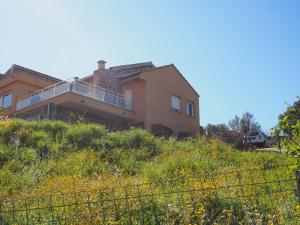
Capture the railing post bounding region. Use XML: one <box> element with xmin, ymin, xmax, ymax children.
<box><xmin>53</xmin><ymin>84</ymin><xmax>56</xmax><ymax>96</ymax></box>
<box><xmin>296</xmin><ymin>170</ymin><xmax>300</xmax><ymax>204</ymax></box>
<box><xmin>68</xmin><ymin>81</ymin><xmax>70</xmax><ymax>92</ymax></box>
<box><xmin>41</xmin><ymin>90</ymin><xmax>44</xmax><ymax>101</ymax></box>
<box><xmin>116</xmin><ymin>93</ymin><xmax>119</xmax><ymax>106</ymax></box>
<box><xmin>74</xmin><ymin>79</ymin><xmax>77</xmax><ymax>93</ymax></box>
<box><xmin>103</xmin><ymin>90</ymin><xmax>106</xmax><ymax>102</ymax></box>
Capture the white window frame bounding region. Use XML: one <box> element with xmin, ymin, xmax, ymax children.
<box><xmin>186</xmin><ymin>101</ymin><xmax>194</xmax><ymax>117</ymax></box>
<box><xmin>171</xmin><ymin>95</ymin><xmax>180</xmax><ymax>112</ymax></box>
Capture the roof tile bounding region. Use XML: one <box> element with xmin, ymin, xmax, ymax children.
<box><xmin>3</xmin><ymin>64</ymin><xmax>61</xmax><ymax>82</ymax></box>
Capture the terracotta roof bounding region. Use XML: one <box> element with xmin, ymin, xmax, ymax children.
<box><xmin>110</xmin><ymin>62</ymin><xmax>155</xmax><ymax>76</ymax></box>
<box><xmin>81</xmin><ymin>61</ymin><xmax>156</xmax><ymax>81</ymax></box>
<box><xmin>81</xmin><ymin>61</ymin><xmax>199</xmax><ymax>97</ymax></box>
<box><xmin>115</xmin><ymin>71</ymin><xmax>141</xmax><ymax>80</ymax></box>
<box><xmin>2</xmin><ymin>64</ymin><xmax>61</xmax><ymax>82</ymax></box>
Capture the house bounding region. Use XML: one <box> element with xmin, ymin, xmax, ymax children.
<box><xmin>0</xmin><ymin>60</ymin><xmax>200</xmax><ymax>137</ymax></box>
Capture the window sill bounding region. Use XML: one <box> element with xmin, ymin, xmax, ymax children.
<box><xmin>186</xmin><ymin>114</ymin><xmax>195</xmax><ymax>118</ymax></box>
<box><xmin>171</xmin><ymin>108</ymin><xmax>181</xmax><ymax>113</ymax></box>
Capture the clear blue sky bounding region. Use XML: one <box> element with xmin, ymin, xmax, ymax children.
<box><xmin>1</xmin><ymin>0</ymin><xmax>299</xmax><ymax>131</ymax></box>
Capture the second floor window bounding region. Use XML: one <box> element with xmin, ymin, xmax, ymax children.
<box><xmin>171</xmin><ymin>95</ymin><xmax>180</xmax><ymax>111</ymax></box>
<box><xmin>186</xmin><ymin>101</ymin><xmax>194</xmax><ymax>117</ymax></box>
<box><xmin>0</xmin><ymin>92</ymin><xmax>12</xmax><ymax>108</ymax></box>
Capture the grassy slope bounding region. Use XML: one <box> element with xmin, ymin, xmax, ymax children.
<box><xmin>0</xmin><ymin>119</ymin><xmax>298</xmax><ymax>224</ymax></box>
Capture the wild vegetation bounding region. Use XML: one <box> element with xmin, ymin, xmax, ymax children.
<box><xmin>279</xmin><ymin>96</ymin><xmax>300</xmax><ymax>157</ymax></box>
<box><xmin>0</xmin><ymin>119</ymin><xmax>299</xmax><ymax>224</ymax></box>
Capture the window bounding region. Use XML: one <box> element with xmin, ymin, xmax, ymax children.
<box><xmin>186</xmin><ymin>101</ymin><xmax>194</xmax><ymax>117</ymax></box>
<box><xmin>171</xmin><ymin>95</ymin><xmax>180</xmax><ymax>111</ymax></box>
<box><xmin>0</xmin><ymin>93</ymin><xmax>12</xmax><ymax>108</ymax></box>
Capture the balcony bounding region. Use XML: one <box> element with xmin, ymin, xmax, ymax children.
<box><xmin>16</xmin><ymin>78</ymin><xmax>132</xmax><ymax>111</ymax></box>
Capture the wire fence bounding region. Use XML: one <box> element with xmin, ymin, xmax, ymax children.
<box><xmin>0</xmin><ymin>163</ymin><xmax>300</xmax><ymax>224</ymax></box>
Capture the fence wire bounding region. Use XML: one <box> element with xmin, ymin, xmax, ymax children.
<box><xmin>0</xmin><ymin>164</ymin><xmax>299</xmax><ymax>224</ymax></box>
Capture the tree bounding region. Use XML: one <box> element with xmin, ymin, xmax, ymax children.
<box><xmin>228</xmin><ymin>112</ymin><xmax>261</xmax><ymax>135</ymax></box>
<box><xmin>279</xmin><ymin>96</ymin><xmax>300</xmax><ymax>136</ymax></box>
<box><xmin>239</xmin><ymin>112</ymin><xmax>261</xmax><ymax>134</ymax></box>
<box><xmin>205</xmin><ymin>123</ymin><xmax>228</xmax><ymax>136</ymax></box>
<box><xmin>216</xmin><ymin>124</ymin><xmax>228</xmax><ymax>130</ymax></box>
<box><xmin>278</xmin><ymin>95</ymin><xmax>300</xmax><ymax>157</ymax></box>
<box><xmin>228</xmin><ymin>115</ymin><xmax>240</xmax><ymax>132</ymax></box>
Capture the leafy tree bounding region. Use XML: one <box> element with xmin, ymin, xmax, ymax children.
<box><xmin>278</xmin><ymin>95</ymin><xmax>300</xmax><ymax>157</ymax></box>
<box><xmin>228</xmin><ymin>112</ymin><xmax>261</xmax><ymax>135</ymax></box>
<box><xmin>228</xmin><ymin>115</ymin><xmax>240</xmax><ymax>132</ymax></box>
<box><xmin>240</xmin><ymin>112</ymin><xmax>261</xmax><ymax>134</ymax></box>
<box><xmin>279</xmin><ymin>96</ymin><xmax>300</xmax><ymax>136</ymax></box>
<box><xmin>205</xmin><ymin>123</ymin><xmax>228</xmax><ymax>136</ymax></box>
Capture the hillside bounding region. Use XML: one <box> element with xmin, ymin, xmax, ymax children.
<box><xmin>0</xmin><ymin>119</ymin><xmax>299</xmax><ymax>224</ymax></box>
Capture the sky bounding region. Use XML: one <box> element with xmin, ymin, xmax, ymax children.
<box><xmin>0</xmin><ymin>0</ymin><xmax>299</xmax><ymax>131</ymax></box>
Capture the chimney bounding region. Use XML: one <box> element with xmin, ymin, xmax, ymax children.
<box><xmin>97</xmin><ymin>60</ymin><xmax>106</xmax><ymax>70</ymax></box>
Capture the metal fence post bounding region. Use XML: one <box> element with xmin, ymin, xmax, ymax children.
<box><xmin>296</xmin><ymin>170</ymin><xmax>300</xmax><ymax>204</ymax></box>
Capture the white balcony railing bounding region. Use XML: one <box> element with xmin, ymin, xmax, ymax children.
<box><xmin>16</xmin><ymin>78</ymin><xmax>132</xmax><ymax>111</ymax></box>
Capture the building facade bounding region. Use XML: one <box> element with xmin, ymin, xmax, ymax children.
<box><xmin>0</xmin><ymin>60</ymin><xmax>200</xmax><ymax>137</ymax></box>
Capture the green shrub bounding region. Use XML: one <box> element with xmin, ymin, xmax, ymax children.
<box><xmin>30</xmin><ymin>120</ymin><xmax>69</xmax><ymax>141</ymax></box>
<box><xmin>0</xmin><ymin>119</ymin><xmax>32</xmax><ymax>145</ymax></box>
<box><xmin>0</xmin><ymin>143</ymin><xmax>10</xmax><ymax>164</ymax></box>
<box><xmin>35</xmin><ymin>140</ymin><xmax>52</xmax><ymax>159</ymax></box>
<box><xmin>46</xmin><ymin>150</ymin><xmax>106</xmax><ymax>176</ymax></box>
<box><xmin>19</xmin><ymin>148</ymin><xmax>38</xmax><ymax>165</ymax></box>
<box><xmin>105</xmin><ymin>129</ymin><xmax>161</xmax><ymax>156</ymax></box>
<box><xmin>64</xmin><ymin>123</ymin><xmax>107</xmax><ymax>150</ymax></box>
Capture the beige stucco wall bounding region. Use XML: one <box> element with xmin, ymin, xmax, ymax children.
<box><xmin>140</xmin><ymin>65</ymin><xmax>200</xmax><ymax>136</ymax></box>
<box><xmin>121</xmin><ymin>79</ymin><xmax>146</xmax><ymax>124</ymax></box>
<box><xmin>0</xmin><ymin>71</ymin><xmax>55</xmax><ymax>116</ymax></box>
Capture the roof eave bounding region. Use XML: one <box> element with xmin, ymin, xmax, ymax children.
<box><xmin>3</xmin><ymin>64</ymin><xmax>62</xmax><ymax>83</ymax></box>
<box><xmin>131</xmin><ymin>64</ymin><xmax>200</xmax><ymax>97</ymax></box>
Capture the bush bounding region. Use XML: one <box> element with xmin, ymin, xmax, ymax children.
<box><xmin>30</xmin><ymin>120</ymin><xmax>69</xmax><ymax>141</ymax></box>
<box><xmin>105</xmin><ymin>129</ymin><xmax>161</xmax><ymax>156</ymax></box>
<box><xmin>0</xmin><ymin>143</ymin><xmax>10</xmax><ymax>164</ymax></box>
<box><xmin>46</xmin><ymin>150</ymin><xmax>106</xmax><ymax>176</ymax></box>
<box><xmin>64</xmin><ymin>123</ymin><xmax>107</xmax><ymax>150</ymax></box>
<box><xmin>0</xmin><ymin>119</ymin><xmax>32</xmax><ymax>145</ymax></box>
<box><xmin>19</xmin><ymin>148</ymin><xmax>38</xmax><ymax>165</ymax></box>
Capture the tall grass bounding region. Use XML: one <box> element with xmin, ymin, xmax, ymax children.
<box><xmin>0</xmin><ymin>119</ymin><xmax>298</xmax><ymax>224</ymax></box>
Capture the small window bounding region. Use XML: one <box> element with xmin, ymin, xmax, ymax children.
<box><xmin>186</xmin><ymin>101</ymin><xmax>194</xmax><ymax>117</ymax></box>
<box><xmin>1</xmin><ymin>93</ymin><xmax>12</xmax><ymax>108</ymax></box>
<box><xmin>171</xmin><ymin>95</ymin><xmax>180</xmax><ymax>111</ymax></box>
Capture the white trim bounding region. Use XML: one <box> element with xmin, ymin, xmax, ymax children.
<box><xmin>186</xmin><ymin>101</ymin><xmax>194</xmax><ymax>117</ymax></box>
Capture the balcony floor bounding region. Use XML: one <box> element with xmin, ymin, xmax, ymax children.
<box><xmin>15</xmin><ymin>92</ymin><xmax>135</xmax><ymax>122</ymax></box>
